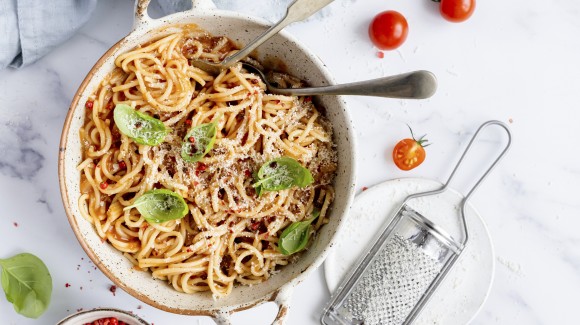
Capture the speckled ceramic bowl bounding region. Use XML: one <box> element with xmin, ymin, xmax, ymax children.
<box><xmin>58</xmin><ymin>0</ymin><xmax>356</xmax><ymax>323</ymax></box>
<box><xmin>57</xmin><ymin>308</ymin><xmax>150</xmax><ymax>325</ymax></box>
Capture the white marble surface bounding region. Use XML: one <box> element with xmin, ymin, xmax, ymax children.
<box><xmin>0</xmin><ymin>0</ymin><xmax>578</xmax><ymax>324</ymax></box>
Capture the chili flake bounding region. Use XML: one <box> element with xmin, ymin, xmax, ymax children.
<box><xmin>109</xmin><ymin>285</ymin><xmax>117</xmax><ymax>296</ymax></box>
<box><xmin>197</xmin><ymin>162</ymin><xmax>207</xmax><ymax>171</ymax></box>
<box><xmin>250</xmin><ymin>221</ymin><xmax>261</xmax><ymax>231</ymax></box>
<box><xmin>100</xmin><ymin>182</ymin><xmax>108</xmax><ymax>190</ymax></box>
<box><xmin>85</xmin><ymin>100</ymin><xmax>94</xmax><ymax>109</ymax></box>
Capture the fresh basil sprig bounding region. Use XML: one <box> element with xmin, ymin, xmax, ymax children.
<box><xmin>181</xmin><ymin>121</ymin><xmax>218</xmax><ymax>163</ymax></box>
<box><xmin>278</xmin><ymin>209</ymin><xmax>320</xmax><ymax>255</ymax></box>
<box><xmin>0</xmin><ymin>253</ymin><xmax>52</xmax><ymax>319</ymax></box>
<box><xmin>125</xmin><ymin>189</ymin><xmax>189</xmax><ymax>223</ymax></box>
<box><xmin>252</xmin><ymin>157</ymin><xmax>314</xmax><ymax>196</ymax></box>
<box><xmin>113</xmin><ymin>104</ymin><xmax>169</xmax><ymax>146</ymax></box>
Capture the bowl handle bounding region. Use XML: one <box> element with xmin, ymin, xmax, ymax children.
<box><xmin>271</xmin><ymin>285</ymin><xmax>294</xmax><ymax>324</ymax></box>
<box><xmin>133</xmin><ymin>0</ymin><xmax>217</xmax><ymax>30</ymax></box>
<box><xmin>208</xmin><ymin>284</ymin><xmax>295</xmax><ymax>325</ymax></box>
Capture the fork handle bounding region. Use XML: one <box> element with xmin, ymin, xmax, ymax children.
<box><xmin>222</xmin><ymin>0</ymin><xmax>335</xmax><ymax>68</ymax></box>
<box><xmin>273</xmin><ymin>70</ymin><xmax>438</xmax><ymax>99</ymax></box>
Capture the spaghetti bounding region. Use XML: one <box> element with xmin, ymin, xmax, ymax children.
<box><xmin>77</xmin><ymin>25</ymin><xmax>337</xmax><ymax>297</ymax></box>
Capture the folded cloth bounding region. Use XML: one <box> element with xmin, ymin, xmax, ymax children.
<box><xmin>0</xmin><ymin>0</ymin><xmax>97</xmax><ymax>69</ymax></box>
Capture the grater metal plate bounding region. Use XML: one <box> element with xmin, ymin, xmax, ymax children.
<box><xmin>339</xmin><ymin>234</ymin><xmax>442</xmax><ymax>325</ymax></box>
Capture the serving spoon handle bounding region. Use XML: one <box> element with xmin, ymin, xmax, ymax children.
<box><xmin>275</xmin><ymin>71</ymin><xmax>438</xmax><ymax>99</ymax></box>
<box><xmin>223</xmin><ymin>0</ymin><xmax>333</xmax><ymax>66</ymax></box>
<box><xmin>243</xmin><ymin>62</ymin><xmax>438</xmax><ymax>99</ymax></box>
<box><xmin>192</xmin><ymin>0</ymin><xmax>335</xmax><ymax>74</ymax></box>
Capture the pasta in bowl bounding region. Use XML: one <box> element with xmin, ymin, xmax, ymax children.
<box><xmin>59</xmin><ymin>0</ymin><xmax>355</xmax><ymax>322</ymax></box>
<box><xmin>79</xmin><ymin>25</ymin><xmax>337</xmax><ymax>298</ymax></box>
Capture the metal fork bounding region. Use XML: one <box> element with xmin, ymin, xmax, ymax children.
<box><xmin>191</xmin><ymin>0</ymin><xmax>335</xmax><ymax>75</ymax></box>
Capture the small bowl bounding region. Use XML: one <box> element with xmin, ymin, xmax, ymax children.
<box><xmin>57</xmin><ymin>308</ymin><xmax>150</xmax><ymax>325</ymax></box>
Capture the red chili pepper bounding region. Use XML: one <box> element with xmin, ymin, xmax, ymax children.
<box><xmin>85</xmin><ymin>100</ymin><xmax>94</xmax><ymax>109</ymax></box>
<box><xmin>100</xmin><ymin>182</ymin><xmax>108</xmax><ymax>190</ymax></box>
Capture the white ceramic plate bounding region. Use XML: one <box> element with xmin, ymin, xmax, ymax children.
<box><xmin>324</xmin><ymin>178</ymin><xmax>494</xmax><ymax>324</ymax></box>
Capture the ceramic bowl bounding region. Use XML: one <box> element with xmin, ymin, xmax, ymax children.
<box><xmin>58</xmin><ymin>0</ymin><xmax>356</xmax><ymax>323</ymax></box>
<box><xmin>57</xmin><ymin>308</ymin><xmax>150</xmax><ymax>325</ymax></box>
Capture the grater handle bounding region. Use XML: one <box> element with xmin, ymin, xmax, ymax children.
<box><xmin>444</xmin><ymin>120</ymin><xmax>512</xmax><ymax>203</ymax></box>
<box><xmin>404</xmin><ymin>120</ymin><xmax>511</xmax><ymax>246</ymax></box>
<box><xmin>406</xmin><ymin>120</ymin><xmax>512</xmax><ymax>201</ymax></box>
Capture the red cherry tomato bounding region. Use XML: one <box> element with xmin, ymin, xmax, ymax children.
<box><xmin>439</xmin><ymin>0</ymin><xmax>476</xmax><ymax>23</ymax></box>
<box><xmin>392</xmin><ymin>127</ymin><xmax>430</xmax><ymax>171</ymax></box>
<box><xmin>368</xmin><ymin>11</ymin><xmax>408</xmax><ymax>51</ymax></box>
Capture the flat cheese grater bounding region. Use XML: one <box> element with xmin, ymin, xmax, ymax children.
<box><xmin>321</xmin><ymin>120</ymin><xmax>512</xmax><ymax>325</ymax></box>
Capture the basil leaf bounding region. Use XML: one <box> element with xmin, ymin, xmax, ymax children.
<box><xmin>278</xmin><ymin>209</ymin><xmax>320</xmax><ymax>255</ymax></box>
<box><xmin>125</xmin><ymin>189</ymin><xmax>189</xmax><ymax>223</ymax></box>
<box><xmin>252</xmin><ymin>157</ymin><xmax>314</xmax><ymax>195</ymax></box>
<box><xmin>255</xmin><ymin>184</ymin><xmax>264</xmax><ymax>197</ymax></box>
<box><xmin>181</xmin><ymin>122</ymin><xmax>217</xmax><ymax>163</ymax></box>
<box><xmin>0</xmin><ymin>253</ymin><xmax>52</xmax><ymax>319</ymax></box>
<box><xmin>113</xmin><ymin>104</ymin><xmax>168</xmax><ymax>146</ymax></box>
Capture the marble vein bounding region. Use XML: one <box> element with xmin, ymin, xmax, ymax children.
<box><xmin>0</xmin><ymin>119</ymin><xmax>45</xmax><ymax>180</ymax></box>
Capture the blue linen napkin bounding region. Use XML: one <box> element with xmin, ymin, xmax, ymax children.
<box><xmin>0</xmin><ymin>0</ymin><xmax>289</xmax><ymax>70</ymax></box>
<box><xmin>0</xmin><ymin>0</ymin><xmax>97</xmax><ymax>69</ymax></box>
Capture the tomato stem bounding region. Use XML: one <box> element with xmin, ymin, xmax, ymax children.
<box><xmin>407</xmin><ymin>124</ymin><xmax>431</xmax><ymax>147</ymax></box>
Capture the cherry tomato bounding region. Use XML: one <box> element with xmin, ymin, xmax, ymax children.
<box><xmin>392</xmin><ymin>127</ymin><xmax>430</xmax><ymax>171</ymax></box>
<box><xmin>368</xmin><ymin>11</ymin><xmax>408</xmax><ymax>51</ymax></box>
<box><xmin>439</xmin><ymin>0</ymin><xmax>476</xmax><ymax>23</ymax></box>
